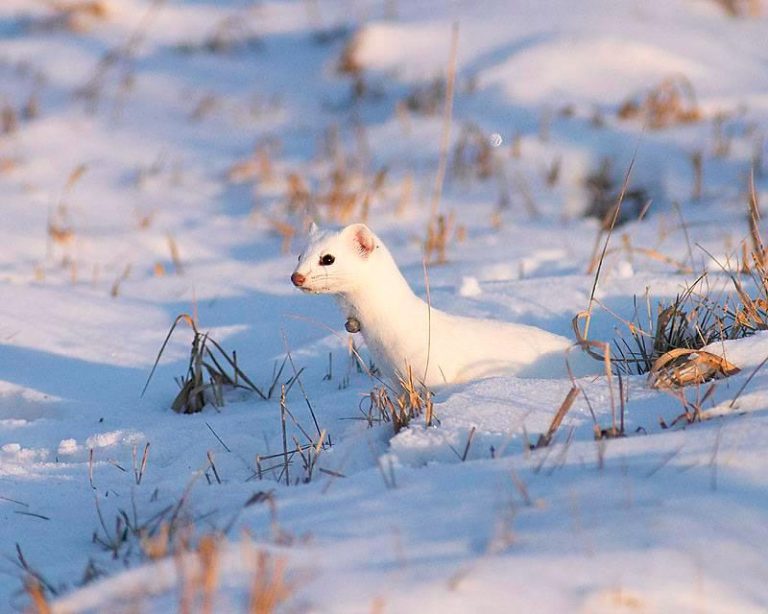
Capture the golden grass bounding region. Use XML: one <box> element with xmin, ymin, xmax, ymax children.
<box><xmin>246</xmin><ymin>549</ymin><xmax>292</xmax><ymax>614</ymax></box>
<box><xmin>24</xmin><ymin>577</ymin><xmax>50</xmax><ymax>614</ymax></box>
<box><xmin>364</xmin><ymin>366</ymin><xmax>435</xmax><ymax>433</ymax></box>
<box><xmin>424</xmin><ymin>213</ymin><xmax>452</xmax><ymax>265</ymax></box>
<box><xmin>618</xmin><ymin>77</ymin><xmax>701</xmax><ymax>129</ymax></box>
<box><xmin>534</xmin><ymin>386</ymin><xmax>580</xmax><ymax>448</ymax></box>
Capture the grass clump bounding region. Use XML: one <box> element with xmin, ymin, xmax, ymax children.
<box><xmin>584</xmin><ymin>158</ymin><xmax>649</xmax><ymax>228</ymax></box>
<box><xmin>610</xmin><ymin>173</ymin><xmax>767</xmax><ymax>386</ymax></box>
<box><xmin>143</xmin><ymin>314</ymin><xmax>275</xmax><ymax>413</ymax></box>
<box><xmin>451</xmin><ymin>123</ymin><xmax>495</xmax><ymax>181</ymax></box>
<box><xmin>617</xmin><ymin>77</ymin><xmax>702</xmax><ymax>129</ymax></box>
<box><xmin>362</xmin><ymin>367</ymin><xmax>435</xmax><ymax>433</ymax></box>
<box><xmin>608</xmin><ymin>254</ymin><xmax>768</xmax><ymax>387</ymax></box>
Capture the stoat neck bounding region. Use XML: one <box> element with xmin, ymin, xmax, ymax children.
<box><xmin>344</xmin><ymin>248</ymin><xmax>423</xmax><ymax>320</ymax></box>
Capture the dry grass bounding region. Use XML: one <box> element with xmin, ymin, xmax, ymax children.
<box><xmin>1</xmin><ymin>104</ymin><xmax>18</xmax><ymax>135</ymax></box>
<box><xmin>601</xmin><ymin>176</ymin><xmax>768</xmax><ymax>387</ymax></box>
<box><xmin>423</xmin><ymin>23</ymin><xmax>460</xmax><ymax>264</ymax></box>
<box><xmin>451</xmin><ymin>123</ymin><xmax>495</xmax><ymax>181</ymax></box>
<box><xmin>605</xmin><ymin>280</ymin><xmax>733</xmax><ymax>376</ymax></box>
<box><xmin>95</xmin><ymin>528</ymin><xmax>295</xmax><ymax>612</ymax></box>
<box><xmin>24</xmin><ymin>576</ymin><xmax>50</xmax><ymax>614</ymax></box>
<box><xmin>0</xmin><ymin>155</ymin><xmax>20</xmax><ymax>174</ymax></box>
<box><xmin>285</xmin><ymin>172</ymin><xmax>311</xmax><ymax>214</ymax></box>
<box><xmin>691</xmin><ymin>151</ymin><xmax>703</xmax><ymax>201</ymax></box>
<box><xmin>30</xmin><ymin>1</ymin><xmax>111</xmax><ymax>34</ymax></box>
<box><xmin>46</xmin><ymin>164</ymin><xmax>88</xmax><ymax>262</ymax></box>
<box><xmin>712</xmin><ymin>0</ymin><xmax>762</xmax><ymax>16</ymax></box>
<box><xmin>336</xmin><ymin>30</ymin><xmax>363</xmax><ymax>76</ymax></box>
<box><xmin>269</xmin><ymin>219</ymin><xmax>296</xmax><ymax>254</ymax></box>
<box><xmin>272</xmin><ymin>157</ymin><xmax>388</xmax><ymax>225</ymax></box>
<box><xmin>363</xmin><ymin>366</ymin><xmax>435</xmax><ymax>433</ymax></box>
<box><xmin>175</xmin><ymin>13</ymin><xmax>262</xmax><ymax>55</ymax></box>
<box><xmin>245</xmin><ymin>549</ymin><xmax>293</xmax><ymax>614</ymax></box>
<box><xmin>424</xmin><ymin>213</ymin><xmax>453</xmax><ymax>265</ymax></box>
<box><xmin>534</xmin><ymin>386</ymin><xmax>580</xmax><ymax>448</ymax></box>
<box><xmin>584</xmin><ymin>158</ymin><xmax>649</xmax><ymax>230</ymax></box>
<box><xmin>335</xmin><ymin>29</ymin><xmax>370</xmax><ymax>103</ymax></box>
<box><xmin>228</xmin><ymin>144</ymin><xmax>275</xmax><ymax>185</ymax></box>
<box><xmin>574</xmin><ymin>155</ymin><xmax>762</xmax><ymax>392</ymax></box>
<box><xmin>649</xmin><ymin>347</ymin><xmax>740</xmax><ymax>388</ymax></box>
<box><xmin>109</xmin><ymin>264</ymin><xmax>131</xmax><ymax>298</ymax></box>
<box><xmin>142</xmin><ymin>313</ymin><xmax>277</xmax><ymax>413</ymax></box>
<box><xmin>618</xmin><ymin>77</ymin><xmax>702</xmax><ymax>129</ymax></box>
<box><xmin>404</xmin><ymin>77</ymin><xmax>447</xmax><ymax>116</ymax></box>
<box><xmin>76</xmin><ymin>0</ymin><xmax>163</xmax><ymax>114</ymax></box>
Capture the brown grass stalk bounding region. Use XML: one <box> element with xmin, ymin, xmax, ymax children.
<box><xmin>426</xmin><ymin>22</ymin><xmax>459</xmax><ymax>249</ymax></box>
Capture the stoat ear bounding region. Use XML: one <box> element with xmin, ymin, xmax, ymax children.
<box><xmin>308</xmin><ymin>221</ymin><xmax>319</xmax><ymax>237</ymax></box>
<box><xmin>347</xmin><ymin>223</ymin><xmax>376</xmax><ymax>258</ymax></box>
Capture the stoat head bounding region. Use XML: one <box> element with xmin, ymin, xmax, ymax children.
<box><xmin>290</xmin><ymin>222</ymin><xmax>379</xmax><ymax>295</ymax></box>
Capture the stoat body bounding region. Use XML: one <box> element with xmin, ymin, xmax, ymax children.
<box><xmin>291</xmin><ymin>223</ymin><xmax>585</xmax><ymax>388</ymax></box>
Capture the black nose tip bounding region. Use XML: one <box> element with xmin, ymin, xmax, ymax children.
<box><xmin>291</xmin><ymin>272</ymin><xmax>305</xmax><ymax>287</ymax></box>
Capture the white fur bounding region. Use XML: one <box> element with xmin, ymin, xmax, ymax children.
<box><xmin>292</xmin><ymin>223</ymin><xmax>587</xmax><ymax>387</ymax></box>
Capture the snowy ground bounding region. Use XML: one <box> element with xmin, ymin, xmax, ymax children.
<box><xmin>1</xmin><ymin>0</ymin><xmax>768</xmax><ymax>611</ymax></box>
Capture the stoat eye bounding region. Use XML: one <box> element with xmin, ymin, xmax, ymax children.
<box><xmin>320</xmin><ymin>254</ymin><xmax>335</xmax><ymax>266</ymax></box>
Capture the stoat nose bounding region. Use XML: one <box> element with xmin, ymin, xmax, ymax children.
<box><xmin>291</xmin><ymin>272</ymin><xmax>306</xmax><ymax>287</ymax></box>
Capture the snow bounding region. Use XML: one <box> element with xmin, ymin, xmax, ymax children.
<box><xmin>1</xmin><ymin>0</ymin><xmax>768</xmax><ymax>611</ymax></box>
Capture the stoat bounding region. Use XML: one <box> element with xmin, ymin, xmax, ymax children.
<box><xmin>291</xmin><ymin>223</ymin><xmax>588</xmax><ymax>388</ymax></box>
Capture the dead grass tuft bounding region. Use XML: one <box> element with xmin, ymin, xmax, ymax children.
<box><xmin>711</xmin><ymin>0</ymin><xmax>762</xmax><ymax>16</ymax></box>
<box><xmin>228</xmin><ymin>144</ymin><xmax>275</xmax><ymax>185</ymax></box>
<box><xmin>618</xmin><ymin>77</ymin><xmax>702</xmax><ymax>129</ymax></box>
<box><xmin>33</xmin><ymin>1</ymin><xmax>111</xmax><ymax>34</ymax></box>
<box><xmin>142</xmin><ymin>314</ymin><xmax>273</xmax><ymax>413</ymax></box>
<box><xmin>404</xmin><ymin>77</ymin><xmax>447</xmax><ymax>116</ymax></box>
<box><xmin>451</xmin><ymin>123</ymin><xmax>495</xmax><ymax>181</ymax></box>
<box><xmin>605</xmin><ymin>280</ymin><xmax>738</xmax><ymax>378</ymax></box>
<box><xmin>337</xmin><ymin>30</ymin><xmax>363</xmax><ymax>76</ymax></box>
<box><xmin>605</xmin><ymin>175</ymin><xmax>768</xmax><ymax>388</ymax></box>
<box><xmin>175</xmin><ymin>14</ymin><xmax>262</xmax><ymax>55</ymax></box>
<box><xmin>2</xmin><ymin>104</ymin><xmax>18</xmax><ymax>135</ymax></box>
<box><xmin>424</xmin><ymin>213</ymin><xmax>455</xmax><ymax>265</ymax></box>
<box><xmin>246</xmin><ymin>549</ymin><xmax>293</xmax><ymax>614</ymax></box>
<box><xmin>363</xmin><ymin>367</ymin><xmax>435</xmax><ymax>433</ymax></box>
<box><xmin>584</xmin><ymin>158</ymin><xmax>649</xmax><ymax>229</ymax></box>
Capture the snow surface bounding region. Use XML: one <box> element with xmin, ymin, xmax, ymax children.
<box><xmin>1</xmin><ymin>0</ymin><xmax>768</xmax><ymax>611</ymax></box>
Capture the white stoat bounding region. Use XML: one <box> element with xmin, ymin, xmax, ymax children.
<box><xmin>291</xmin><ymin>223</ymin><xmax>588</xmax><ymax>388</ymax></box>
